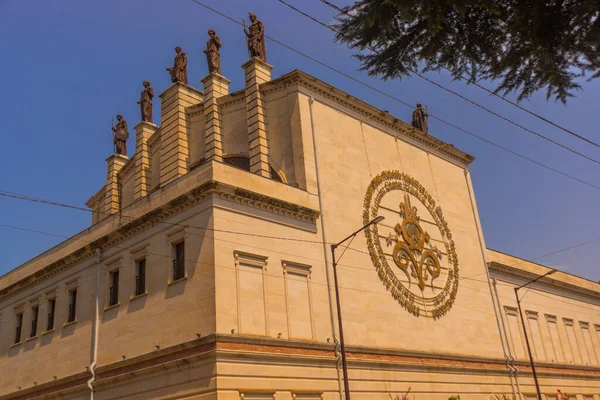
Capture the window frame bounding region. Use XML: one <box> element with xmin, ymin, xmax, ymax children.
<box><xmin>46</xmin><ymin>297</ymin><xmax>56</xmax><ymax>332</ymax></box>
<box><xmin>166</xmin><ymin>228</ymin><xmax>187</xmax><ymax>285</ymax></box>
<box><xmin>30</xmin><ymin>305</ymin><xmax>39</xmax><ymax>338</ymax></box>
<box><xmin>134</xmin><ymin>257</ymin><xmax>147</xmax><ymax>297</ymax></box>
<box><xmin>14</xmin><ymin>311</ymin><xmax>23</xmax><ymax>344</ymax></box>
<box><xmin>67</xmin><ymin>288</ymin><xmax>77</xmax><ymax>324</ymax></box>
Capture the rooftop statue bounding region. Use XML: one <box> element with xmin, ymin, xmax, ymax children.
<box><xmin>411</xmin><ymin>103</ymin><xmax>428</xmax><ymax>134</ymax></box>
<box><xmin>204</xmin><ymin>29</ymin><xmax>222</xmax><ymax>74</ymax></box>
<box><xmin>166</xmin><ymin>46</ymin><xmax>188</xmax><ymax>84</ymax></box>
<box><xmin>245</xmin><ymin>12</ymin><xmax>267</xmax><ymax>62</ymax></box>
<box><xmin>137</xmin><ymin>80</ymin><xmax>154</xmax><ymax>123</ymax></box>
<box><xmin>112</xmin><ymin>114</ymin><xmax>130</xmax><ymax>156</ymax></box>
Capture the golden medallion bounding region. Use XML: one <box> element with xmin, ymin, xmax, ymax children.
<box><xmin>363</xmin><ymin>170</ymin><xmax>459</xmax><ymax>319</ymax></box>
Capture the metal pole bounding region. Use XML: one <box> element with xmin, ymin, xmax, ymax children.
<box><xmin>331</xmin><ymin>244</ymin><xmax>351</xmax><ymax>400</ymax></box>
<box><xmin>515</xmin><ymin>287</ymin><xmax>543</xmax><ymax>400</ymax></box>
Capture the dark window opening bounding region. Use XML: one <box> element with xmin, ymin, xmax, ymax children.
<box><xmin>135</xmin><ymin>259</ymin><xmax>146</xmax><ymax>296</ymax></box>
<box><xmin>30</xmin><ymin>306</ymin><xmax>39</xmax><ymax>338</ymax></box>
<box><xmin>15</xmin><ymin>313</ymin><xmax>23</xmax><ymax>344</ymax></box>
<box><xmin>109</xmin><ymin>270</ymin><xmax>119</xmax><ymax>307</ymax></box>
<box><xmin>172</xmin><ymin>241</ymin><xmax>185</xmax><ymax>281</ymax></box>
<box><xmin>68</xmin><ymin>289</ymin><xmax>77</xmax><ymax>323</ymax></box>
<box><xmin>47</xmin><ymin>299</ymin><xmax>56</xmax><ymax>331</ymax></box>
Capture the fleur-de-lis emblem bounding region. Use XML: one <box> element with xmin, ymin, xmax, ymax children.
<box><xmin>387</xmin><ymin>194</ymin><xmax>442</xmax><ymax>291</ymax></box>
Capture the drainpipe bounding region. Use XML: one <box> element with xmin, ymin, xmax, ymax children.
<box><xmin>308</xmin><ymin>96</ymin><xmax>344</xmax><ymax>400</ymax></box>
<box><xmin>88</xmin><ymin>248</ymin><xmax>102</xmax><ymax>400</ymax></box>
<box><xmin>464</xmin><ymin>170</ymin><xmax>517</xmax><ymax>399</ymax></box>
<box><xmin>492</xmin><ymin>278</ymin><xmax>521</xmax><ymax>399</ymax></box>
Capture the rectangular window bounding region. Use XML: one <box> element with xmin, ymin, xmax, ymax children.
<box><xmin>172</xmin><ymin>241</ymin><xmax>185</xmax><ymax>281</ymax></box>
<box><xmin>30</xmin><ymin>306</ymin><xmax>39</xmax><ymax>338</ymax></box>
<box><xmin>109</xmin><ymin>270</ymin><xmax>119</xmax><ymax>306</ymax></box>
<box><xmin>68</xmin><ymin>289</ymin><xmax>77</xmax><ymax>323</ymax></box>
<box><xmin>15</xmin><ymin>312</ymin><xmax>23</xmax><ymax>344</ymax></box>
<box><xmin>47</xmin><ymin>298</ymin><xmax>56</xmax><ymax>331</ymax></box>
<box><xmin>135</xmin><ymin>258</ymin><xmax>146</xmax><ymax>296</ymax></box>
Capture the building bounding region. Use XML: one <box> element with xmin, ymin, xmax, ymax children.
<box><xmin>1</xmin><ymin>48</ymin><xmax>599</xmax><ymax>400</ymax></box>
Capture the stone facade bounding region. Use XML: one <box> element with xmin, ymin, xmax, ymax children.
<box><xmin>0</xmin><ymin>59</ymin><xmax>599</xmax><ymax>400</ymax></box>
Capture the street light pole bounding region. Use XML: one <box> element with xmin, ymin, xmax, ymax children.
<box><xmin>330</xmin><ymin>215</ymin><xmax>384</xmax><ymax>400</ymax></box>
<box><xmin>514</xmin><ymin>269</ymin><xmax>557</xmax><ymax>400</ymax></box>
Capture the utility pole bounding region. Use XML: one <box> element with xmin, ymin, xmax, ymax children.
<box><xmin>331</xmin><ymin>215</ymin><xmax>384</xmax><ymax>400</ymax></box>
<box><xmin>514</xmin><ymin>269</ymin><xmax>557</xmax><ymax>400</ymax></box>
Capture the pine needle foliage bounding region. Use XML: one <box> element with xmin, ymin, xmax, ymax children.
<box><xmin>334</xmin><ymin>0</ymin><xmax>600</xmax><ymax>103</ymax></box>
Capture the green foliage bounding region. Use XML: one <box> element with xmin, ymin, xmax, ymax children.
<box><xmin>449</xmin><ymin>396</ymin><xmax>461</xmax><ymax>400</ymax></box>
<box><xmin>334</xmin><ymin>0</ymin><xmax>600</xmax><ymax>103</ymax></box>
<box><xmin>489</xmin><ymin>395</ymin><xmax>512</xmax><ymax>400</ymax></box>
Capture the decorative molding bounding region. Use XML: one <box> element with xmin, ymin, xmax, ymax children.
<box><xmin>282</xmin><ymin>260</ymin><xmax>311</xmax><ymax>277</ymax></box>
<box><xmin>504</xmin><ymin>306</ymin><xmax>518</xmax><ymax>317</ymax></box>
<box><xmin>580</xmin><ymin>321</ymin><xmax>590</xmax><ymax>330</ymax></box>
<box><xmin>147</xmin><ymin>129</ymin><xmax>161</xmax><ymax>150</ymax></box>
<box><xmin>117</xmin><ymin>156</ymin><xmax>136</xmax><ymax>180</ymax></box>
<box><xmin>5</xmin><ymin>333</ymin><xmax>600</xmax><ymax>400</ymax></box>
<box><xmin>526</xmin><ymin>310</ymin><xmax>539</xmax><ymax>320</ymax></box>
<box><xmin>218</xmin><ymin>90</ymin><xmax>246</xmax><ymax>109</ymax></box>
<box><xmin>488</xmin><ymin>261</ymin><xmax>600</xmax><ymax>302</ymax></box>
<box><xmin>0</xmin><ymin>181</ymin><xmax>319</xmax><ymax>303</ymax></box>
<box><xmin>363</xmin><ymin>170</ymin><xmax>458</xmax><ymax>319</ymax></box>
<box><xmin>545</xmin><ymin>314</ymin><xmax>557</xmax><ymax>323</ymax></box>
<box><xmin>260</xmin><ymin>70</ymin><xmax>475</xmax><ymax>166</ymax></box>
<box><xmin>85</xmin><ymin>186</ymin><xmax>105</xmax><ymax>210</ymax></box>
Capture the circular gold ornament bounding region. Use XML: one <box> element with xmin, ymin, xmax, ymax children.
<box><xmin>363</xmin><ymin>170</ymin><xmax>459</xmax><ymax>319</ymax></box>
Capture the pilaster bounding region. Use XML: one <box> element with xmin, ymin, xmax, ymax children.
<box><xmin>158</xmin><ymin>82</ymin><xmax>203</xmax><ymax>186</ymax></box>
<box><xmin>104</xmin><ymin>154</ymin><xmax>128</xmax><ymax>215</ymax></box>
<box><xmin>133</xmin><ymin>121</ymin><xmax>158</xmax><ymax>200</ymax></box>
<box><xmin>201</xmin><ymin>72</ymin><xmax>231</xmax><ymax>163</ymax></box>
<box><xmin>242</xmin><ymin>58</ymin><xmax>273</xmax><ymax>178</ymax></box>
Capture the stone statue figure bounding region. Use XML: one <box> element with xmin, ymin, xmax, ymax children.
<box><xmin>203</xmin><ymin>29</ymin><xmax>222</xmax><ymax>74</ymax></box>
<box><xmin>411</xmin><ymin>103</ymin><xmax>428</xmax><ymax>134</ymax></box>
<box><xmin>112</xmin><ymin>114</ymin><xmax>130</xmax><ymax>155</ymax></box>
<box><xmin>137</xmin><ymin>80</ymin><xmax>154</xmax><ymax>123</ymax></box>
<box><xmin>245</xmin><ymin>12</ymin><xmax>267</xmax><ymax>62</ymax></box>
<box><xmin>166</xmin><ymin>46</ymin><xmax>188</xmax><ymax>84</ymax></box>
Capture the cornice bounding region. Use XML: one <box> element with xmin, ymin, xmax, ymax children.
<box><xmin>147</xmin><ymin>129</ymin><xmax>161</xmax><ymax>149</ymax></box>
<box><xmin>219</xmin><ymin>90</ymin><xmax>246</xmax><ymax>110</ymax></box>
<box><xmin>187</xmin><ymin>103</ymin><xmax>204</xmax><ymax>118</ymax></box>
<box><xmin>117</xmin><ymin>156</ymin><xmax>136</xmax><ymax>180</ymax></box>
<box><xmin>4</xmin><ymin>333</ymin><xmax>600</xmax><ymax>399</ymax></box>
<box><xmin>85</xmin><ymin>186</ymin><xmax>105</xmax><ymax>209</ymax></box>
<box><xmin>0</xmin><ymin>182</ymin><xmax>320</xmax><ymax>303</ymax></box>
<box><xmin>488</xmin><ymin>261</ymin><xmax>600</xmax><ymax>302</ymax></box>
<box><xmin>261</xmin><ymin>70</ymin><xmax>475</xmax><ymax>166</ymax></box>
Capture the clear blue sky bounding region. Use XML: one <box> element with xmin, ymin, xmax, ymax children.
<box><xmin>1</xmin><ymin>0</ymin><xmax>599</xmax><ymax>281</ymax></box>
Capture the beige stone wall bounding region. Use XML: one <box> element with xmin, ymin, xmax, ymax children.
<box><xmin>264</xmin><ymin>90</ymin><xmax>297</xmax><ymax>186</ymax></box>
<box><xmin>96</xmin><ymin>207</ymin><xmax>216</xmax><ymax>367</ymax></box>
<box><xmin>221</xmin><ymin>103</ymin><xmax>248</xmax><ymax>157</ymax></box>
<box><xmin>119</xmin><ymin>160</ymin><xmax>136</xmax><ymax>209</ymax></box>
<box><xmin>0</xmin><ymin>261</ymin><xmax>96</xmax><ymax>396</ymax></box>
<box><xmin>302</xmin><ymin>93</ymin><xmax>505</xmax><ymax>358</ymax></box>
<box><xmin>2</xmin><ymin>69</ymin><xmax>600</xmax><ymax>400</ymax></box>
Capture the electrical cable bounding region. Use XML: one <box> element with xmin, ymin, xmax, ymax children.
<box><xmin>318</xmin><ymin>0</ymin><xmax>600</xmax><ymax>150</ymax></box>
<box><xmin>278</xmin><ymin>0</ymin><xmax>600</xmax><ymax>165</ymax></box>
<box><xmin>2</xmin><ymin>188</ymin><xmax>600</xmax><ymax>285</ymax></box>
<box><xmin>188</xmin><ymin>0</ymin><xmax>600</xmax><ymax>192</ymax></box>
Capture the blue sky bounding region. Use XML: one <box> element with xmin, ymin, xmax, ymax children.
<box><xmin>0</xmin><ymin>0</ymin><xmax>599</xmax><ymax>281</ymax></box>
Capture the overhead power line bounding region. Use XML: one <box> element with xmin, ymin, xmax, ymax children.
<box><xmin>278</xmin><ymin>0</ymin><xmax>600</xmax><ymax>166</ymax></box>
<box><xmin>2</xmin><ymin>220</ymin><xmax>598</xmax><ymax>317</ymax></box>
<box><xmin>318</xmin><ymin>0</ymin><xmax>600</xmax><ymax>150</ymax></box>
<box><xmin>186</xmin><ymin>0</ymin><xmax>600</xmax><ymax>191</ymax></box>
<box><xmin>2</xmin><ymin>188</ymin><xmax>600</xmax><ymax>284</ymax></box>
